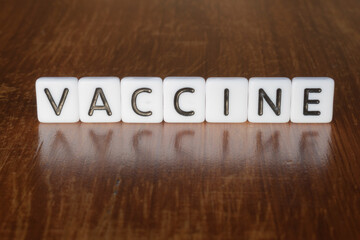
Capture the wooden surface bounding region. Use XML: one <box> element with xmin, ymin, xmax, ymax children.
<box><xmin>0</xmin><ymin>0</ymin><xmax>359</xmax><ymax>239</ymax></box>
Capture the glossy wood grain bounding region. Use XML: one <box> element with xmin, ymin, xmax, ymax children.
<box><xmin>0</xmin><ymin>0</ymin><xmax>359</xmax><ymax>239</ymax></box>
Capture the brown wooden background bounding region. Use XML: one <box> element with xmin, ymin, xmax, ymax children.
<box><xmin>0</xmin><ymin>0</ymin><xmax>359</xmax><ymax>239</ymax></box>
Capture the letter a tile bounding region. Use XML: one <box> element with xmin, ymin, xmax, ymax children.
<box><xmin>79</xmin><ymin>77</ymin><xmax>121</xmax><ymax>122</ymax></box>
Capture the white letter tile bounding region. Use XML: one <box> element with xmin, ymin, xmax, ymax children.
<box><xmin>291</xmin><ymin>77</ymin><xmax>334</xmax><ymax>123</ymax></box>
<box><xmin>248</xmin><ymin>77</ymin><xmax>291</xmax><ymax>123</ymax></box>
<box><xmin>206</xmin><ymin>77</ymin><xmax>248</xmax><ymax>122</ymax></box>
<box><xmin>36</xmin><ymin>77</ymin><xmax>79</xmax><ymax>123</ymax></box>
<box><xmin>79</xmin><ymin>77</ymin><xmax>121</xmax><ymax>122</ymax></box>
<box><xmin>163</xmin><ymin>77</ymin><xmax>205</xmax><ymax>123</ymax></box>
<box><xmin>121</xmin><ymin>77</ymin><xmax>163</xmax><ymax>123</ymax></box>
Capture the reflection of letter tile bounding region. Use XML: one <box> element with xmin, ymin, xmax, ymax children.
<box><xmin>290</xmin><ymin>124</ymin><xmax>331</xmax><ymax>165</ymax></box>
<box><xmin>38</xmin><ymin>123</ymin><xmax>332</xmax><ymax>174</ymax></box>
<box><xmin>38</xmin><ymin>124</ymin><xmax>81</xmax><ymax>165</ymax></box>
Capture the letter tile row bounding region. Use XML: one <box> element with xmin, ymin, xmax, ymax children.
<box><xmin>35</xmin><ymin>77</ymin><xmax>334</xmax><ymax>123</ymax></box>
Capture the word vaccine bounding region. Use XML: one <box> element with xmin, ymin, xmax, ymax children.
<box><xmin>36</xmin><ymin>77</ymin><xmax>334</xmax><ymax>123</ymax></box>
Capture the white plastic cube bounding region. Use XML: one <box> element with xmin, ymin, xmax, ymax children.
<box><xmin>206</xmin><ymin>77</ymin><xmax>248</xmax><ymax>122</ymax></box>
<box><xmin>121</xmin><ymin>77</ymin><xmax>163</xmax><ymax>123</ymax></box>
<box><xmin>163</xmin><ymin>77</ymin><xmax>205</xmax><ymax>123</ymax></box>
<box><xmin>248</xmin><ymin>77</ymin><xmax>291</xmax><ymax>123</ymax></box>
<box><xmin>79</xmin><ymin>77</ymin><xmax>121</xmax><ymax>122</ymax></box>
<box><xmin>36</xmin><ymin>77</ymin><xmax>79</xmax><ymax>123</ymax></box>
<box><xmin>291</xmin><ymin>77</ymin><xmax>334</xmax><ymax>123</ymax></box>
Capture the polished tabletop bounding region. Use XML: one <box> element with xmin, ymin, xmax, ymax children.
<box><xmin>0</xmin><ymin>0</ymin><xmax>359</xmax><ymax>239</ymax></box>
